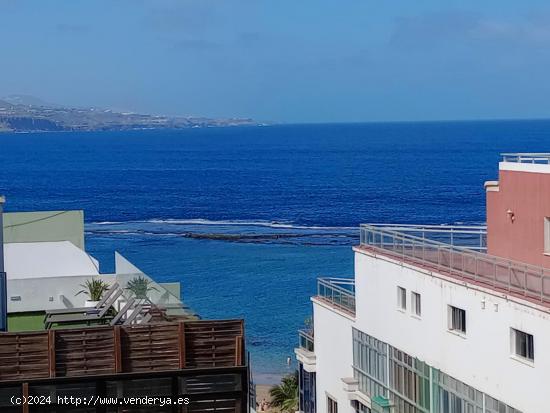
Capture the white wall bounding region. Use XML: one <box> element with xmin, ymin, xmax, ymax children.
<box><xmin>354</xmin><ymin>249</ymin><xmax>549</xmax><ymax>413</ymax></box>
<box><xmin>7</xmin><ymin>274</ymin><xmax>116</xmax><ymax>313</ymax></box>
<box><xmin>313</xmin><ymin>299</ymin><xmax>355</xmax><ymax>413</ymax></box>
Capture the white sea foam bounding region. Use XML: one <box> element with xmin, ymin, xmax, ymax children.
<box><xmin>92</xmin><ymin>221</ymin><xmax>125</xmax><ymax>225</ymax></box>
<box><xmin>143</xmin><ymin>218</ymin><xmax>356</xmax><ymax>231</ymax></box>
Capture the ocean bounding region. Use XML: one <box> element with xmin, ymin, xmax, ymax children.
<box><xmin>2</xmin><ymin>120</ymin><xmax>550</xmax><ymax>383</ymax></box>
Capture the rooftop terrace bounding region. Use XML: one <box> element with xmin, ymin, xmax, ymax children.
<box><xmin>313</xmin><ymin>225</ymin><xmax>490</xmax><ymax>316</ymax></box>
<box><xmin>358</xmin><ymin>224</ymin><xmax>550</xmax><ymax>308</ymax></box>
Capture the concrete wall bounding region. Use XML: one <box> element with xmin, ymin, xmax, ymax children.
<box><xmin>354</xmin><ymin>248</ymin><xmax>549</xmax><ymax>412</ymax></box>
<box><xmin>312</xmin><ymin>299</ymin><xmax>355</xmax><ymax>413</ymax></box>
<box><xmin>3</xmin><ymin>210</ymin><xmax>85</xmax><ymax>250</ymax></box>
<box><xmin>7</xmin><ymin>274</ymin><xmax>116</xmax><ymax>313</ymax></box>
<box><xmin>487</xmin><ymin>163</ymin><xmax>550</xmax><ymax>267</ymax></box>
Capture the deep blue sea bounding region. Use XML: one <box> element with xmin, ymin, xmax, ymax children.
<box><xmin>2</xmin><ymin>121</ymin><xmax>550</xmax><ymax>383</ymax></box>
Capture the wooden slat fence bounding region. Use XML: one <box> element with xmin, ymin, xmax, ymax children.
<box><xmin>121</xmin><ymin>322</ymin><xmax>180</xmax><ymax>372</ymax></box>
<box><xmin>0</xmin><ymin>320</ymin><xmax>245</xmax><ymax>382</ymax></box>
<box><xmin>55</xmin><ymin>327</ymin><xmax>115</xmax><ymax>377</ymax></box>
<box><xmin>0</xmin><ymin>332</ymin><xmax>49</xmax><ymax>380</ymax></box>
<box><xmin>184</xmin><ymin>320</ymin><xmax>245</xmax><ymax>368</ymax></box>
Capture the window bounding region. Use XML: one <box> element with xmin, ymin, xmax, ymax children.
<box><xmin>511</xmin><ymin>329</ymin><xmax>534</xmax><ymax>361</ymax></box>
<box><xmin>299</xmin><ymin>364</ymin><xmax>316</xmax><ymax>413</ymax></box>
<box><xmin>389</xmin><ymin>348</ymin><xmax>431</xmax><ymax>411</ymax></box>
<box><xmin>397</xmin><ymin>286</ymin><xmax>406</xmax><ymax>310</ymax></box>
<box><xmin>545</xmin><ymin>217</ymin><xmax>550</xmax><ymax>253</ymax></box>
<box><xmin>448</xmin><ymin>306</ymin><xmax>466</xmax><ymax>334</ymax></box>
<box><xmin>352</xmin><ymin>401</ymin><xmax>371</xmax><ymax>413</ymax></box>
<box><xmin>327</xmin><ymin>396</ymin><xmax>338</xmax><ymax>413</ymax></box>
<box><xmin>411</xmin><ymin>292</ymin><xmax>421</xmax><ymax>316</ymax></box>
<box><xmin>352</xmin><ymin>328</ymin><xmax>388</xmax><ymax>398</ymax></box>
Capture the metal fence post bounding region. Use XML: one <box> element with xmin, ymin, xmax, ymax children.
<box><xmin>0</xmin><ymin>196</ymin><xmax>6</xmax><ymax>333</ymax></box>
<box><xmin>540</xmin><ymin>268</ymin><xmax>544</xmax><ymax>303</ymax></box>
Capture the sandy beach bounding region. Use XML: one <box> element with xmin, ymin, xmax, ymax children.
<box><xmin>254</xmin><ymin>384</ymin><xmax>279</xmax><ymax>413</ymax></box>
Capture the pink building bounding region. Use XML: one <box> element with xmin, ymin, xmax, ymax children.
<box><xmin>486</xmin><ymin>153</ymin><xmax>550</xmax><ymax>268</ymax></box>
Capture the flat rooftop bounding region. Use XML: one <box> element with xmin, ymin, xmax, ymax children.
<box><xmin>4</xmin><ymin>241</ymin><xmax>99</xmax><ymax>279</ymax></box>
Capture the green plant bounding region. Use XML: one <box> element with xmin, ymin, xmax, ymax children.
<box><xmin>270</xmin><ymin>371</ymin><xmax>298</xmax><ymax>413</ymax></box>
<box><xmin>76</xmin><ymin>279</ymin><xmax>109</xmax><ymax>301</ymax></box>
<box><xmin>125</xmin><ymin>276</ymin><xmax>158</xmax><ymax>299</ymax></box>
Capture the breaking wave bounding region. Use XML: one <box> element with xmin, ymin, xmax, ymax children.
<box><xmin>145</xmin><ymin>218</ymin><xmax>357</xmax><ymax>230</ymax></box>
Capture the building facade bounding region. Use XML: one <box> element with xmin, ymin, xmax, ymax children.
<box><xmin>297</xmin><ymin>153</ymin><xmax>550</xmax><ymax>413</ymax></box>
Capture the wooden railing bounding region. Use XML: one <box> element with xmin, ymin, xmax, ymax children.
<box><xmin>0</xmin><ymin>320</ymin><xmax>246</xmax><ymax>382</ymax></box>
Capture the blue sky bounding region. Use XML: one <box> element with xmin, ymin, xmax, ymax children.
<box><xmin>1</xmin><ymin>0</ymin><xmax>550</xmax><ymax>123</ymax></box>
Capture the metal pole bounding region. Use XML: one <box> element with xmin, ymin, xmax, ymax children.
<box><xmin>0</xmin><ymin>195</ymin><xmax>6</xmax><ymax>332</ymax></box>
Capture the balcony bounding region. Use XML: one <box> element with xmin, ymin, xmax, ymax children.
<box><xmin>299</xmin><ymin>329</ymin><xmax>314</xmax><ymax>352</ymax></box>
<box><xmin>316</xmin><ymin>277</ymin><xmax>356</xmax><ymax>316</ymax></box>
<box><xmin>295</xmin><ymin>329</ymin><xmax>316</xmax><ymax>373</ymax></box>
<box><xmin>359</xmin><ymin>224</ymin><xmax>550</xmax><ymax>307</ymax></box>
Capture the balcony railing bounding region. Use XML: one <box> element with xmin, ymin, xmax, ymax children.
<box><xmin>316</xmin><ymin>277</ymin><xmax>356</xmax><ymax>315</ymax></box>
<box><xmin>298</xmin><ymin>329</ymin><xmax>314</xmax><ymax>352</ymax></box>
<box><xmin>360</xmin><ymin>224</ymin><xmax>550</xmax><ymax>306</ymax></box>
<box><xmin>363</xmin><ymin>223</ymin><xmax>486</xmax><ymax>251</ymax></box>
<box><xmin>502</xmin><ymin>153</ymin><xmax>550</xmax><ymax>164</ymax></box>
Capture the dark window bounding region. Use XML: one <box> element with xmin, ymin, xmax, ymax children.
<box><xmin>397</xmin><ymin>287</ymin><xmax>406</xmax><ymax>310</ymax></box>
<box><xmin>299</xmin><ymin>364</ymin><xmax>316</xmax><ymax>413</ymax></box>
<box><xmin>449</xmin><ymin>306</ymin><xmax>466</xmax><ymax>334</ymax></box>
<box><xmin>513</xmin><ymin>329</ymin><xmax>534</xmax><ymax>361</ymax></box>
<box><xmin>327</xmin><ymin>396</ymin><xmax>338</xmax><ymax>413</ymax></box>
<box><xmin>352</xmin><ymin>400</ymin><xmax>371</xmax><ymax>413</ymax></box>
<box><xmin>411</xmin><ymin>292</ymin><xmax>421</xmax><ymax>316</ymax></box>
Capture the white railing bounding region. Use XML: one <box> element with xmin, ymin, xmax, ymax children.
<box><xmin>502</xmin><ymin>153</ymin><xmax>550</xmax><ymax>164</ymax></box>
<box><xmin>360</xmin><ymin>224</ymin><xmax>550</xmax><ymax>305</ymax></box>
<box><xmin>365</xmin><ymin>223</ymin><xmax>486</xmax><ymax>251</ymax></box>
<box><xmin>317</xmin><ymin>277</ymin><xmax>356</xmax><ymax>315</ymax></box>
<box><xmin>298</xmin><ymin>329</ymin><xmax>314</xmax><ymax>352</ymax></box>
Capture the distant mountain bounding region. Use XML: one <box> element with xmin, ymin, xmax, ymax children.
<box><xmin>0</xmin><ymin>95</ymin><xmax>259</xmax><ymax>132</ymax></box>
<box><xmin>2</xmin><ymin>94</ymin><xmax>61</xmax><ymax>108</ymax></box>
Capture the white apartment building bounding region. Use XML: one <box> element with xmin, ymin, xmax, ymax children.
<box><xmin>296</xmin><ymin>153</ymin><xmax>550</xmax><ymax>413</ymax></box>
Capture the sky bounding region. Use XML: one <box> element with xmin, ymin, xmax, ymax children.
<box><xmin>1</xmin><ymin>0</ymin><xmax>550</xmax><ymax>123</ymax></box>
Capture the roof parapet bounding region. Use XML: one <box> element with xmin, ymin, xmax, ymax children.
<box><xmin>501</xmin><ymin>153</ymin><xmax>550</xmax><ymax>164</ymax></box>
<box><xmin>500</xmin><ymin>153</ymin><xmax>550</xmax><ymax>174</ymax></box>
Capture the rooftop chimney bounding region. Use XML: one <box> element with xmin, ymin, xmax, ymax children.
<box><xmin>0</xmin><ymin>195</ymin><xmax>6</xmax><ymax>332</ymax></box>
